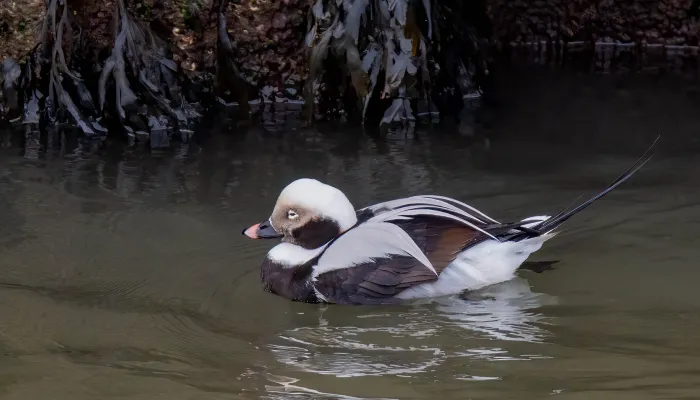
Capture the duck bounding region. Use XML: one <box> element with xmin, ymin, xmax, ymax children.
<box><xmin>242</xmin><ymin>147</ymin><xmax>654</xmax><ymax>305</ymax></box>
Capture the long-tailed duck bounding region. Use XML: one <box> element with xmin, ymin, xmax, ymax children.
<box><xmin>243</xmin><ymin>148</ymin><xmax>653</xmax><ymax>305</ymax></box>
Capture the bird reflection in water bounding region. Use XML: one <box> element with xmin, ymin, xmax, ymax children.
<box><xmin>263</xmin><ymin>277</ymin><xmax>557</xmax><ymax>397</ymax></box>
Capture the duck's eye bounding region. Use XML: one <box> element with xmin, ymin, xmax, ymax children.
<box><xmin>287</xmin><ymin>210</ymin><xmax>299</xmax><ymax>220</ymax></box>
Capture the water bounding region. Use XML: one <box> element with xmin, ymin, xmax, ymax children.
<box><xmin>1</xmin><ymin>70</ymin><xmax>700</xmax><ymax>399</ymax></box>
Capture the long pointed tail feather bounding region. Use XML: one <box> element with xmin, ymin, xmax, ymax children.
<box><xmin>508</xmin><ymin>137</ymin><xmax>658</xmax><ymax>241</ymax></box>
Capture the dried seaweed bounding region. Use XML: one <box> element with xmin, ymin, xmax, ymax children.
<box><xmin>0</xmin><ymin>59</ymin><xmax>22</xmax><ymax>116</ymax></box>
<box><xmin>0</xmin><ymin>0</ymin><xmax>491</xmax><ymax>141</ymax></box>
<box><xmin>40</xmin><ymin>0</ymin><xmax>97</xmax><ymax>134</ymax></box>
<box><xmin>97</xmin><ymin>0</ymin><xmax>201</xmax><ymax>136</ymax></box>
<box><xmin>0</xmin><ymin>0</ymin><xmax>212</xmax><ymax>146</ymax></box>
<box><xmin>216</xmin><ymin>0</ymin><xmax>250</xmax><ymax>119</ymax></box>
<box><xmin>305</xmin><ymin>0</ymin><xmax>429</xmax><ymax>126</ymax></box>
<box><xmin>305</xmin><ymin>0</ymin><xmax>489</xmax><ymax>127</ymax></box>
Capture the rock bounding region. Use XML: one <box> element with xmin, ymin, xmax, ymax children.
<box><xmin>489</xmin><ymin>0</ymin><xmax>699</xmax><ymax>45</ymax></box>
<box><xmin>150</xmin><ymin>129</ymin><xmax>170</xmax><ymax>148</ymax></box>
<box><xmin>135</xmin><ymin>130</ymin><xmax>149</xmax><ymax>142</ymax></box>
<box><xmin>178</xmin><ymin>128</ymin><xmax>195</xmax><ymax>142</ymax></box>
<box><xmin>272</xmin><ymin>13</ymin><xmax>288</xmax><ymax>29</ymax></box>
<box><xmin>1</xmin><ymin>59</ymin><xmax>21</xmax><ymax>113</ymax></box>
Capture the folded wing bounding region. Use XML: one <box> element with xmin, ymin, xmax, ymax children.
<box><xmin>314</xmin><ymin>197</ymin><xmax>503</xmax><ymax>304</ymax></box>
<box><xmin>314</xmin><ymin>195</ymin><xmax>552</xmax><ymax>304</ymax></box>
<box><xmin>312</xmin><ymin>221</ymin><xmax>439</xmax><ymax>304</ymax></box>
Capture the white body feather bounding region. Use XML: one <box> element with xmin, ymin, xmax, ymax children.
<box><xmin>268</xmin><ymin>242</ymin><xmax>327</xmax><ymax>268</ymax></box>
<box><xmin>395</xmin><ymin>233</ymin><xmax>556</xmax><ymax>299</ymax></box>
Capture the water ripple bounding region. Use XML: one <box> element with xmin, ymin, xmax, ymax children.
<box><xmin>262</xmin><ymin>374</ymin><xmax>398</xmax><ymax>400</ymax></box>
<box><xmin>268</xmin><ymin>278</ymin><xmax>556</xmax><ymax>378</ymax></box>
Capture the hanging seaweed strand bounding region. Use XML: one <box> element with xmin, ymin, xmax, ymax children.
<box><xmin>40</xmin><ymin>0</ymin><xmax>99</xmax><ymax>134</ymax></box>
<box><xmin>216</xmin><ymin>0</ymin><xmax>251</xmax><ymax>120</ymax></box>
<box><xmin>98</xmin><ymin>0</ymin><xmax>201</xmax><ymax>137</ymax></box>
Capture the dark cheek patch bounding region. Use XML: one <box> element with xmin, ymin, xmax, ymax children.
<box><xmin>292</xmin><ymin>219</ymin><xmax>341</xmax><ymax>249</ymax></box>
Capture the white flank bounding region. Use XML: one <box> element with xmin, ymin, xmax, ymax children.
<box><xmin>396</xmin><ymin>234</ymin><xmax>556</xmax><ymax>300</ymax></box>
<box><xmin>267</xmin><ymin>242</ymin><xmax>328</xmax><ymax>268</ymax></box>
<box><xmin>312</xmin><ymin>221</ymin><xmax>436</xmax><ymax>279</ymax></box>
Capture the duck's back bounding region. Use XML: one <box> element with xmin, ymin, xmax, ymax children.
<box><xmin>307</xmin><ymin>196</ymin><xmax>522</xmax><ymax>304</ymax></box>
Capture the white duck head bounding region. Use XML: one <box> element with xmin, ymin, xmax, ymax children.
<box><xmin>242</xmin><ymin>179</ymin><xmax>358</xmax><ymax>249</ymax></box>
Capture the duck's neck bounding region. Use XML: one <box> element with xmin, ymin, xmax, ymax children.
<box><xmin>267</xmin><ymin>242</ymin><xmax>328</xmax><ymax>268</ymax></box>
<box><xmin>260</xmin><ymin>243</ymin><xmax>328</xmax><ymax>302</ymax></box>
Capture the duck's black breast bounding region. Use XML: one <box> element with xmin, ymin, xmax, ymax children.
<box><xmin>260</xmin><ymin>258</ymin><xmax>319</xmax><ymax>303</ymax></box>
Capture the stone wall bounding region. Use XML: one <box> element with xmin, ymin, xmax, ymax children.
<box><xmin>488</xmin><ymin>0</ymin><xmax>698</xmax><ymax>45</ymax></box>
<box><xmin>227</xmin><ymin>0</ymin><xmax>307</xmax><ymax>90</ymax></box>
<box><xmin>0</xmin><ymin>0</ymin><xmax>45</xmax><ymax>60</ymax></box>
<box><xmin>1</xmin><ymin>0</ymin><xmax>699</xmax><ymax>138</ymax></box>
<box><xmin>3</xmin><ymin>0</ymin><xmax>697</xmax><ymax>83</ymax></box>
<box><xmin>0</xmin><ymin>0</ymin><xmax>309</xmax><ymax>91</ymax></box>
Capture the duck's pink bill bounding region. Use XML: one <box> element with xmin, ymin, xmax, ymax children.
<box><xmin>244</xmin><ymin>223</ymin><xmax>260</xmax><ymax>239</ymax></box>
